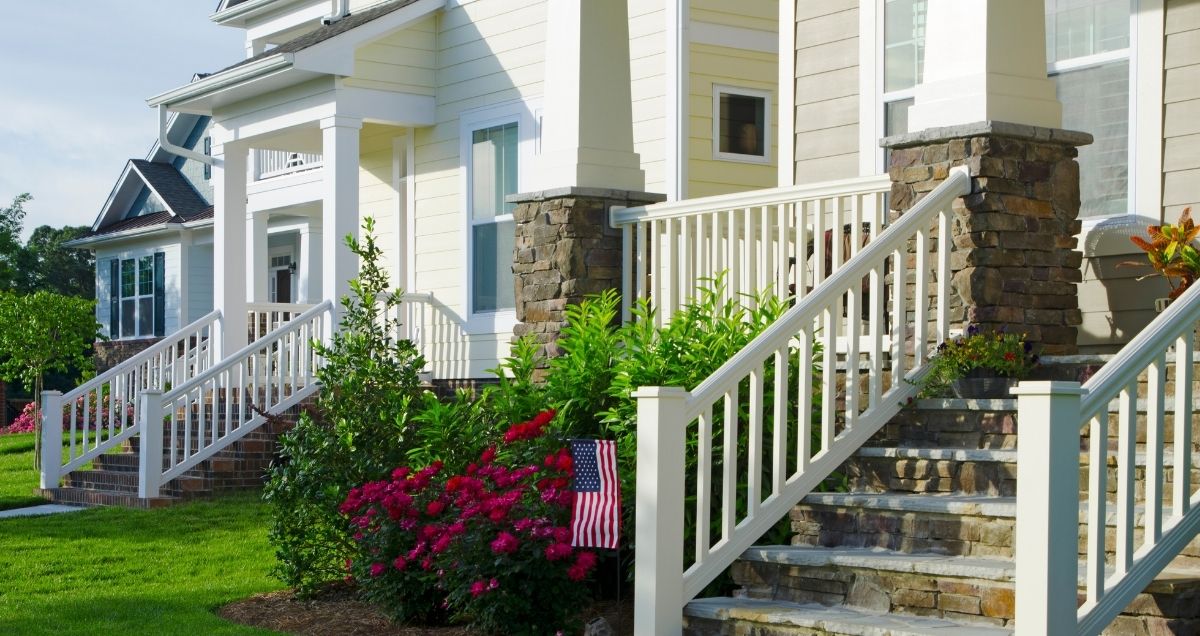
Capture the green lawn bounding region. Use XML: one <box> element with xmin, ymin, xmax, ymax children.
<box><xmin>0</xmin><ymin>433</ymin><xmax>46</xmax><ymax>511</ymax></box>
<box><xmin>0</xmin><ymin>493</ymin><xmax>286</xmax><ymax>635</ymax></box>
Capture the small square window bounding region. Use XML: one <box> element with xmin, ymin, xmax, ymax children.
<box><xmin>714</xmin><ymin>87</ymin><xmax>770</xmax><ymax>163</ymax></box>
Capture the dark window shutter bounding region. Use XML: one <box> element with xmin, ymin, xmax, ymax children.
<box><xmin>109</xmin><ymin>260</ymin><xmax>119</xmax><ymax>338</ymax></box>
<box><xmin>154</xmin><ymin>252</ymin><xmax>165</xmax><ymax>337</ymax></box>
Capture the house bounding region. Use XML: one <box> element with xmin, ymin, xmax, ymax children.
<box><xmin>42</xmin><ymin>0</ymin><xmax>1200</xmax><ymax>634</ymax></box>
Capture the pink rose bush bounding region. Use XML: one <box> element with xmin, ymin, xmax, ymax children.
<box><xmin>340</xmin><ymin>409</ymin><xmax>601</xmax><ymax>634</ymax></box>
<box><xmin>1</xmin><ymin>402</ymin><xmax>37</xmax><ymax>435</ymax></box>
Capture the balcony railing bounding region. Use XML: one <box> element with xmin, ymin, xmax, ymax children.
<box><xmin>253</xmin><ymin>149</ymin><xmax>322</xmax><ymax>181</ymax></box>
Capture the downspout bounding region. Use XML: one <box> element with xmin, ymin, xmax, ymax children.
<box><xmin>158</xmin><ymin>105</ymin><xmax>214</xmax><ymax>165</ymax></box>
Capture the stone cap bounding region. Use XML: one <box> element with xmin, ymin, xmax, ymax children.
<box><xmin>507</xmin><ymin>186</ymin><xmax>667</xmax><ymax>205</ymax></box>
<box><xmin>880</xmin><ymin>121</ymin><xmax>1093</xmax><ymax>150</ymax></box>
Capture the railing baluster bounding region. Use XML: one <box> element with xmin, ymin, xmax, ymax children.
<box><xmin>893</xmin><ymin>246</ymin><xmax>907</xmax><ymax>384</ymax></box>
<box><xmin>727</xmin><ymin>209</ymin><xmax>740</xmax><ymax>303</ymax></box>
<box><xmin>936</xmin><ymin>208</ymin><xmax>951</xmax><ymax>345</ymax></box>
<box><xmin>1175</xmin><ymin>335</ymin><xmax>1194</xmax><ymax>518</ymax></box>
<box><xmin>722</xmin><ymin>388</ymin><xmax>737</xmax><ymax>540</ymax></box>
<box><xmin>696</xmin><ymin>405</ymin><xmax>712</xmax><ymax>566</ymax></box>
<box><xmin>1086</xmin><ymin>414</ymin><xmax>1108</xmax><ymax>605</ymax></box>
<box><xmin>821</xmin><ymin>303</ymin><xmax>837</xmax><ymax>452</ymax></box>
<box><xmin>652</xmin><ymin>219</ymin><xmax>663</xmax><ymax>327</ymax></box>
<box><xmin>1116</xmin><ymin>383</ymin><xmax>1136</xmax><ymax>575</ymax></box>
<box><xmin>1146</xmin><ymin>354</ymin><xmax>1166</xmax><ymax>543</ymax></box>
<box><xmin>814</xmin><ymin>198</ymin><xmax>826</xmax><ymax>285</ymax></box>
<box><xmin>797</xmin><ymin>326</ymin><xmax>812</xmax><ymax>472</ymax></box>
<box><xmin>796</xmin><ymin>201</ymin><xmax>808</xmax><ymax>301</ymax></box>
<box><xmin>635</xmin><ymin>222</ymin><xmax>648</xmax><ymax>309</ymax></box>
<box><xmin>759</xmin><ymin>206</ymin><xmax>770</xmax><ymax>298</ymax></box>
<box><xmin>743</xmin><ymin>208</ymin><xmax>755</xmax><ymax>305</ymax></box>
<box><xmin>914</xmin><ymin>226</ymin><xmax>929</xmax><ymax>366</ymax></box>
<box><xmin>667</xmin><ymin>218</ymin><xmax>679</xmax><ymax>320</ymax></box>
<box><xmin>869</xmin><ymin>263</ymin><xmax>884</xmax><ymax>407</ymax></box>
<box><xmin>621</xmin><ymin>225</ymin><xmax>633</xmax><ymax>323</ymax></box>
<box><xmin>777</xmin><ymin>203</ymin><xmax>790</xmax><ymax>302</ymax></box>
<box><xmin>772</xmin><ymin>346</ymin><xmax>788</xmax><ymax>495</ymax></box>
<box><xmin>748</xmin><ymin>363</ymin><xmax>764</xmax><ymax>518</ymax></box>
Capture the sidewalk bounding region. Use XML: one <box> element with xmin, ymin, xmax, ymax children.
<box><xmin>0</xmin><ymin>504</ymin><xmax>85</xmax><ymax>519</ymax></box>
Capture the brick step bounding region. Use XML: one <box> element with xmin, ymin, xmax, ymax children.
<box><xmin>35</xmin><ymin>487</ymin><xmax>178</xmax><ymax>509</ymax></box>
<box><xmin>683</xmin><ymin>597</ymin><xmax>1011</xmax><ymax>636</ymax></box>
<box><xmin>790</xmin><ymin>494</ymin><xmax>1200</xmax><ymax>567</ymax></box>
<box><xmin>93</xmin><ymin>451</ymin><xmax>239</xmax><ymax>476</ymax></box>
<box><xmin>846</xmin><ymin>447</ymin><xmax>1200</xmax><ymax>502</ymax></box>
<box><xmin>728</xmin><ymin>546</ymin><xmax>1200</xmax><ymax>632</ymax></box>
<box><xmin>65</xmin><ymin>469</ymin><xmax>211</xmax><ymax>497</ymax></box>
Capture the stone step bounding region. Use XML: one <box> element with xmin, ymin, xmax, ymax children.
<box><xmin>684</xmin><ymin>597</ymin><xmax>1011</xmax><ymax>636</ymax></box>
<box><xmin>729</xmin><ymin>546</ymin><xmax>1200</xmax><ymax>632</ymax></box>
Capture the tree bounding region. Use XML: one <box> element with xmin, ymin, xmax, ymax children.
<box><xmin>0</xmin><ymin>194</ymin><xmax>30</xmax><ymax>290</ymax></box>
<box><xmin>0</xmin><ymin>292</ymin><xmax>100</xmax><ymax>467</ymax></box>
<box><xmin>17</xmin><ymin>225</ymin><xmax>95</xmax><ymax>297</ymax></box>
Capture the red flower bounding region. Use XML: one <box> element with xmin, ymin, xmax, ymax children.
<box><xmin>426</xmin><ymin>500</ymin><xmax>446</xmax><ymax>516</ymax></box>
<box><xmin>490</xmin><ymin>531</ymin><xmax>519</xmax><ymax>554</ymax></box>
<box><xmin>480</xmin><ymin>446</ymin><xmax>497</xmax><ymax>464</ymax></box>
<box><xmin>545</xmin><ymin>542</ymin><xmax>572</xmax><ymax>561</ymax></box>
<box><xmin>470</xmin><ymin>580</ymin><xmax>488</xmax><ymax>597</ymax></box>
<box><xmin>393</xmin><ymin>556</ymin><xmax>408</xmax><ymax>571</ymax></box>
<box><xmin>1004</xmin><ymin>352</ymin><xmax>1016</xmax><ymax>362</ymax></box>
<box><xmin>369</xmin><ymin>563</ymin><xmax>386</xmax><ymax>578</ymax></box>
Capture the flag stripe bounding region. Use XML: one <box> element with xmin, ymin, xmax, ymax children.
<box><xmin>570</xmin><ymin>439</ymin><xmax>619</xmax><ymax>549</ymax></box>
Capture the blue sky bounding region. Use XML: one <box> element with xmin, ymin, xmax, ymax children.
<box><xmin>0</xmin><ymin>1</ymin><xmax>244</xmax><ymax>237</ymax></box>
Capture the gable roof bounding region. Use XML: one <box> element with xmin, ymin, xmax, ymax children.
<box><xmin>129</xmin><ymin>160</ymin><xmax>209</xmax><ymax>219</ymax></box>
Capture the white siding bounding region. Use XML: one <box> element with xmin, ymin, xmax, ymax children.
<box><xmin>93</xmin><ymin>237</ymin><xmax>183</xmax><ymax>340</ymax></box>
<box><xmin>187</xmin><ymin>241</ymin><xmax>215</xmax><ymax>324</ymax></box>
<box><xmin>344</xmin><ymin>15</ymin><xmax>437</xmax><ymax>95</ymax></box>
<box><xmin>793</xmin><ymin>0</ymin><xmax>860</xmax><ymax>184</ymax></box>
<box><xmin>630</xmin><ymin>0</ymin><xmax>668</xmax><ymax>195</ymax></box>
<box><xmin>1164</xmin><ymin>0</ymin><xmax>1200</xmax><ymax>220</ymax></box>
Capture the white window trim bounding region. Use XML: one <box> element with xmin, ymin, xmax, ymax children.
<box><xmin>712</xmin><ymin>84</ymin><xmax>773</xmax><ymax>164</ymax></box>
<box><xmin>858</xmin><ymin>0</ymin><xmax>1164</xmax><ymax>255</ymax></box>
<box><xmin>116</xmin><ymin>254</ymin><xmax>157</xmax><ymax>339</ymax></box>
<box><xmin>458</xmin><ymin>98</ymin><xmax>541</xmax><ymax>335</ymax></box>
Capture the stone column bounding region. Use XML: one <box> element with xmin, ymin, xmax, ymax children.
<box><xmin>883</xmin><ymin>122</ymin><xmax>1092</xmax><ymax>355</ymax></box>
<box><xmin>509</xmin><ymin>187</ymin><xmax>665</xmax><ymax>362</ymax></box>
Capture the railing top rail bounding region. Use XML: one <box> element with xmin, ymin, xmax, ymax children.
<box><xmin>398</xmin><ymin>292</ymin><xmax>435</xmax><ymax>302</ymax></box>
<box><xmin>162</xmin><ymin>300</ymin><xmax>332</xmax><ymax>403</ymax></box>
<box><xmin>683</xmin><ymin>167</ymin><xmax>971</xmax><ymax>418</ymax></box>
<box><xmin>1080</xmin><ymin>281</ymin><xmax>1200</xmax><ymax>418</ymax></box>
<box><xmin>63</xmin><ymin>309</ymin><xmax>222</xmax><ymax>403</ymax></box>
<box><xmin>248</xmin><ymin>302</ymin><xmax>316</xmax><ymax>312</ymax></box>
<box><xmin>610</xmin><ymin>174</ymin><xmax>891</xmax><ymax>227</ymax></box>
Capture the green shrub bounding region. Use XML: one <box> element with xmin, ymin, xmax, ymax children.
<box><xmin>264</xmin><ymin>218</ymin><xmax>427</xmax><ymax>594</ymax></box>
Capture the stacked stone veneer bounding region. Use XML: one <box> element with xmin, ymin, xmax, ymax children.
<box><xmin>509</xmin><ymin>187</ymin><xmax>664</xmax><ymax>362</ymax></box>
<box><xmin>884</xmin><ymin>122</ymin><xmax>1093</xmax><ymax>355</ymax></box>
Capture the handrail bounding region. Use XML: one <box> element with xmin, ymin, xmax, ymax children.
<box><xmin>63</xmin><ymin>310</ymin><xmax>220</xmax><ymax>403</ymax></box>
<box><xmin>632</xmin><ymin>167</ymin><xmax>971</xmax><ymax>634</ymax></box>
<box><xmin>686</xmin><ymin>168</ymin><xmax>970</xmax><ymax>419</ymax></box>
<box><xmin>611</xmin><ymin>174</ymin><xmax>892</xmax><ymax>226</ymax></box>
<box><xmin>164</xmin><ymin>300</ymin><xmax>332</xmax><ymax>404</ymax></box>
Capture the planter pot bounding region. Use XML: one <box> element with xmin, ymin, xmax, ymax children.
<box><xmin>949</xmin><ymin>376</ymin><xmax>1019</xmax><ymax>399</ymax></box>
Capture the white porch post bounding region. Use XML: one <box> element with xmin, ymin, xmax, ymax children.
<box><xmin>320</xmin><ymin>116</ymin><xmax>362</xmax><ymax>339</ymax></box>
<box><xmin>907</xmin><ymin>0</ymin><xmax>1063</xmax><ymax>131</ymax></box>
<box><xmin>213</xmin><ymin>140</ymin><xmax>249</xmax><ymax>357</ymax></box>
<box><xmin>633</xmin><ymin>386</ymin><xmax>688</xmax><ymax>636</ymax></box>
<box><xmin>536</xmin><ymin>0</ymin><xmax>644</xmax><ymax>191</ymax></box>
<box><xmin>1012</xmin><ymin>381</ymin><xmax>1083</xmax><ymax>635</ymax></box>
<box><xmin>298</xmin><ymin>220</ymin><xmax>322</xmax><ymax>304</ymax></box>
<box><xmin>248</xmin><ymin>212</ymin><xmax>269</xmax><ymax>303</ymax></box>
<box><xmin>39</xmin><ymin>390</ymin><xmax>63</xmax><ymax>489</ymax></box>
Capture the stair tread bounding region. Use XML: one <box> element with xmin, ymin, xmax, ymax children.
<box><xmin>686</xmin><ymin>597</ymin><xmax>1011</xmax><ymax>635</ymax></box>
<box><xmin>801</xmin><ymin>493</ymin><xmax>1017</xmax><ymax>517</ymax></box>
<box><xmin>914</xmin><ymin>396</ymin><xmax>1200</xmax><ymax>413</ymax></box>
<box><xmin>855</xmin><ymin>446</ymin><xmax>1200</xmax><ymax>467</ymax></box>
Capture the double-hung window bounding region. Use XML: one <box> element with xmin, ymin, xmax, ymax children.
<box><xmin>881</xmin><ymin>0</ymin><xmax>926</xmax><ymax>140</ymax></box>
<box><xmin>110</xmin><ymin>253</ymin><xmax>164</xmax><ymax>339</ymax></box>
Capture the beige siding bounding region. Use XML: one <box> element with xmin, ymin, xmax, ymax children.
<box><xmin>1077</xmin><ymin>254</ymin><xmax>1170</xmax><ymax>353</ymax></box>
<box><xmin>344</xmin><ymin>17</ymin><xmax>437</xmax><ymax>95</ymax></box>
<box><xmin>688</xmin><ymin>42</ymin><xmax>778</xmax><ymax>198</ymax></box>
<box><xmin>358</xmin><ymin>124</ymin><xmax>404</xmax><ymax>288</ymax></box>
<box><xmin>1164</xmin><ymin>0</ymin><xmax>1200</xmax><ymax>220</ymax></box>
<box><xmin>793</xmin><ymin>2</ymin><xmax>859</xmax><ymax>184</ymax></box>
<box><xmin>630</xmin><ymin>0</ymin><xmax>667</xmax><ymax>195</ymax></box>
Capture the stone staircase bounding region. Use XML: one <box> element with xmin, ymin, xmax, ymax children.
<box><xmin>37</xmin><ymin>397</ymin><xmax>305</xmax><ymax>509</ymax></box>
<box><xmin>683</xmin><ymin>359</ymin><xmax>1200</xmax><ymax>635</ymax></box>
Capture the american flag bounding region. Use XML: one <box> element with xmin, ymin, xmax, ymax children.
<box><xmin>569</xmin><ymin>439</ymin><xmax>620</xmax><ymax>549</ymax></box>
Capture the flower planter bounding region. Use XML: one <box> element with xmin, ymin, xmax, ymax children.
<box><xmin>949</xmin><ymin>376</ymin><xmax>1019</xmax><ymax>399</ymax></box>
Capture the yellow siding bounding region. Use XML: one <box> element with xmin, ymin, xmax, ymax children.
<box><xmin>344</xmin><ymin>16</ymin><xmax>437</xmax><ymax>96</ymax></box>
<box><xmin>793</xmin><ymin>1</ymin><xmax>859</xmax><ymax>184</ymax></box>
<box><xmin>687</xmin><ymin>42</ymin><xmax>778</xmax><ymax>198</ymax></box>
<box><xmin>1165</xmin><ymin>0</ymin><xmax>1200</xmax><ymax>220</ymax></box>
<box><xmin>358</xmin><ymin>124</ymin><xmax>404</xmax><ymax>287</ymax></box>
<box><xmin>630</xmin><ymin>0</ymin><xmax>667</xmax><ymax>195</ymax></box>
<box><xmin>692</xmin><ymin>0</ymin><xmax>776</xmax><ymax>32</ymax></box>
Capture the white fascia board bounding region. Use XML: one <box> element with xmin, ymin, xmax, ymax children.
<box><xmin>245</xmin><ymin>2</ymin><xmax>331</xmax><ymax>44</ymax></box>
<box><xmin>340</xmin><ymin>86</ymin><xmax>436</xmax><ymax>127</ymax></box>
<box><xmin>290</xmin><ymin>0</ymin><xmax>445</xmax><ymax>75</ymax></box>
<box><xmin>127</xmin><ymin>162</ymin><xmax>183</xmax><ymax>218</ymax></box>
<box><xmin>92</xmin><ymin>161</ymin><xmax>137</xmax><ymax>232</ymax></box>
<box><xmin>66</xmin><ymin>224</ymin><xmax>182</xmax><ymax>249</ymax></box>
<box><xmin>147</xmin><ymin>56</ymin><xmax>294</xmax><ymax>111</ymax></box>
<box><xmin>212</xmin><ymin>0</ymin><xmax>311</xmax><ymax>26</ymax></box>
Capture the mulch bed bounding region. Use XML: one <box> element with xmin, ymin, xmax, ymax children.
<box><xmin>218</xmin><ymin>583</ymin><xmax>633</xmax><ymax>635</ymax></box>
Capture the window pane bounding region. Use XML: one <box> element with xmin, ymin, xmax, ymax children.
<box><xmin>884</xmin><ymin>0</ymin><xmax>926</xmax><ymax>92</ymax></box>
<box><xmin>471</xmin><ymin>122</ymin><xmax>518</xmax><ymax>222</ymax></box>
<box><xmin>1046</xmin><ymin>0</ymin><xmax>1129</xmax><ymax>64</ymax></box>
<box><xmin>719</xmin><ymin>93</ymin><xmax>766</xmax><ymax>156</ymax></box>
<box><xmin>121</xmin><ymin>259</ymin><xmax>135</xmax><ymax>298</ymax></box>
<box><xmin>139</xmin><ymin>255</ymin><xmax>154</xmax><ymax>296</ymax></box>
<box><xmin>138</xmin><ymin>298</ymin><xmax>153</xmax><ymax>336</ymax></box>
<box><xmin>472</xmin><ymin>220</ymin><xmax>515</xmax><ymax>313</ymax></box>
<box><xmin>885</xmin><ymin>98</ymin><xmax>914</xmax><ymax>138</ymax></box>
<box><xmin>121</xmin><ymin>300</ymin><xmax>135</xmax><ymax>338</ymax></box>
<box><xmin>1054</xmin><ymin>60</ymin><xmax>1129</xmax><ymax>218</ymax></box>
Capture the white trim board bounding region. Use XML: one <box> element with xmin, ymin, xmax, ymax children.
<box><xmin>690</xmin><ymin>21</ymin><xmax>777</xmax><ymax>54</ymax></box>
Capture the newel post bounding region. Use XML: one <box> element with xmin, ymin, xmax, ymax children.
<box><xmin>39</xmin><ymin>390</ymin><xmax>63</xmax><ymax>489</ymax></box>
<box><xmin>633</xmin><ymin>386</ymin><xmax>689</xmax><ymax>636</ymax></box>
<box><xmin>1012</xmin><ymin>381</ymin><xmax>1084</xmax><ymax>635</ymax></box>
<box><xmin>138</xmin><ymin>391</ymin><xmax>165</xmax><ymax>500</ymax></box>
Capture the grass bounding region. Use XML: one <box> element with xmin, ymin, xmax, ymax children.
<box><xmin>0</xmin><ymin>433</ymin><xmax>46</xmax><ymax>511</ymax></box>
<box><xmin>0</xmin><ymin>493</ymin><xmax>286</xmax><ymax>635</ymax></box>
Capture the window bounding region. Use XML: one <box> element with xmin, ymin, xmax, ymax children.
<box><xmin>469</xmin><ymin>122</ymin><xmax>518</xmax><ymax>314</ymax></box>
<box><xmin>713</xmin><ymin>86</ymin><xmax>771</xmax><ymax>162</ymax></box>
<box><xmin>1046</xmin><ymin>0</ymin><xmax>1131</xmax><ymax>219</ymax></box>
<box><xmin>203</xmin><ymin>137</ymin><xmax>212</xmax><ymax>180</ymax></box>
<box><xmin>112</xmin><ymin>254</ymin><xmax>163</xmax><ymax>338</ymax></box>
<box><xmin>882</xmin><ymin>0</ymin><xmax>927</xmax><ymax>139</ymax></box>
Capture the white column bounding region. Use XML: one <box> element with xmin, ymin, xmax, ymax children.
<box><xmin>137</xmin><ymin>391</ymin><xmax>164</xmax><ymax>499</ymax></box>
<box><xmin>536</xmin><ymin>0</ymin><xmax>644</xmax><ymax>191</ymax></box>
<box><xmin>213</xmin><ymin>140</ymin><xmax>249</xmax><ymax>357</ymax></box>
<box><xmin>907</xmin><ymin>0</ymin><xmax>1063</xmax><ymax>131</ymax></box>
<box><xmin>248</xmin><ymin>212</ymin><xmax>269</xmax><ymax>303</ymax></box>
<box><xmin>321</xmin><ymin>116</ymin><xmax>362</xmax><ymax>338</ymax></box>
<box><xmin>1012</xmin><ymin>381</ymin><xmax>1083</xmax><ymax>636</ymax></box>
<box><xmin>633</xmin><ymin>386</ymin><xmax>688</xmax><ymax>636</ymax></box>
<box><xmin>298</xmin><ymin>220</ymin><xmax>323</xmax><ymax>304</ymax></box>
<box><xmin>39</xmin><ymin>390</ymin><xmax>63</xmax><ymax>489</ymax></box>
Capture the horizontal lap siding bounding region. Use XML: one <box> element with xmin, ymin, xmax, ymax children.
<box><xmin>345</xmin><ymin>17</ymin><xmax>437</xmax><ymax>95</ymax></box>
<box><xmin>187</xmin><ymin>243</ymin><xmax>214</xmax><ymax>324</ymax></box>
<box><xmin>793</xmin><ymin>1</ymin><xmax>859</xmax><ymax>184</ymax></box>
<box><xmin>359</xmin><ymin>124</ymin><xmax>404</xmax><ymax>288</ymax></box>
<box><xmin>630</xmin><ymin>0</ymin><xmax>667</xmax><ymax>195</ymax></box>
<box><xmin>1165</xmin><ymin>0</ymin><xmax>1200</xmax><ymax>220</ymax></box>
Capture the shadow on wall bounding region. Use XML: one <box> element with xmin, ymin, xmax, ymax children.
<box><xmin>1079</xmin><ymin>217</ymin><xmax>1171</xmax><ymax>354</ymax></box>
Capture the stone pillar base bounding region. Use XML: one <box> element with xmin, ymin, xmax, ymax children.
<box><xmin>509</xmin><ymin>187</ymin><xmax>665</xmax><ymax>362</ymax></box>
<box><xmin>882</xmin><ymin>121</ymin><xmax>1093</xmax><ymax>355</ymax></box>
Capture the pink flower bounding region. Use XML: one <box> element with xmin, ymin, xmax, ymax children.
<box><xmin>369</xmin><ymin>563</ymin><xmax>386</xmax><ymax>578</ymax></box>
<box><xmin>393</xmin><ymin>556</ymin><xmax>408</xmax><ymax>571</ymax></box>
<box><xmin>490</xmin><ymin>531</ymin><xmax>519</xmax><ymax>555</ymax></box>
<box><xmin>480</xmin><ymin>446</ymin><xmax>497</xmax><ymax>464</ymax></box>
<box><xmin>426</xmin><ymin>500</ymin><xmax>446</xmax><ymax>516</ymax></box>
<box><xmin>545</xmin><ymin>542</ymin><xmax>573</xmax><ymax>561</ymax></box>
<box><xmin>488</xmin><ymin>578</ymin><xmax>499</xmax><ymax>590</ymax></box>
<box><xmin>470</xmin><ymin>580</ymin><xmax>488</xmax><ymax>597</ymax></box>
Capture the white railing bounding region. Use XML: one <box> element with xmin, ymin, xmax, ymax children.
<box><xmin>248</xmin><ymin>302</ymin><xmax>315</xmax><ymax>343</ymax></box>
<box><xmin>612</xmin><ymin>174</ymin><xmax>892</xmax><ymax>325</ymax></box>
<box><xmin>39</xmin><ymin>311</ymin><xmax>221</xmax><ymax>489</ymax></box>
<box><xmin>138</xmin><ymin>300</ymin><xmax>332</xmax><ymax>497</ymax></box>
<box><xmin>1014</xmin><ymin>282</ymin><xmax>1200</xmax><ymax>635</ymax></box>
<box><xmin>253</xmin><ymin>149</ymin><xmax>322</xmax><ymax>180</ymax></box>
<box><xmin>632</xmin><ymin>168</ymin><xmax>971</xmax><ymax>634</ymax></box>
<box><xmin>394</xmin><ymin>292</ymin><xmax>471</xmax><ymax>379</ymax></box>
